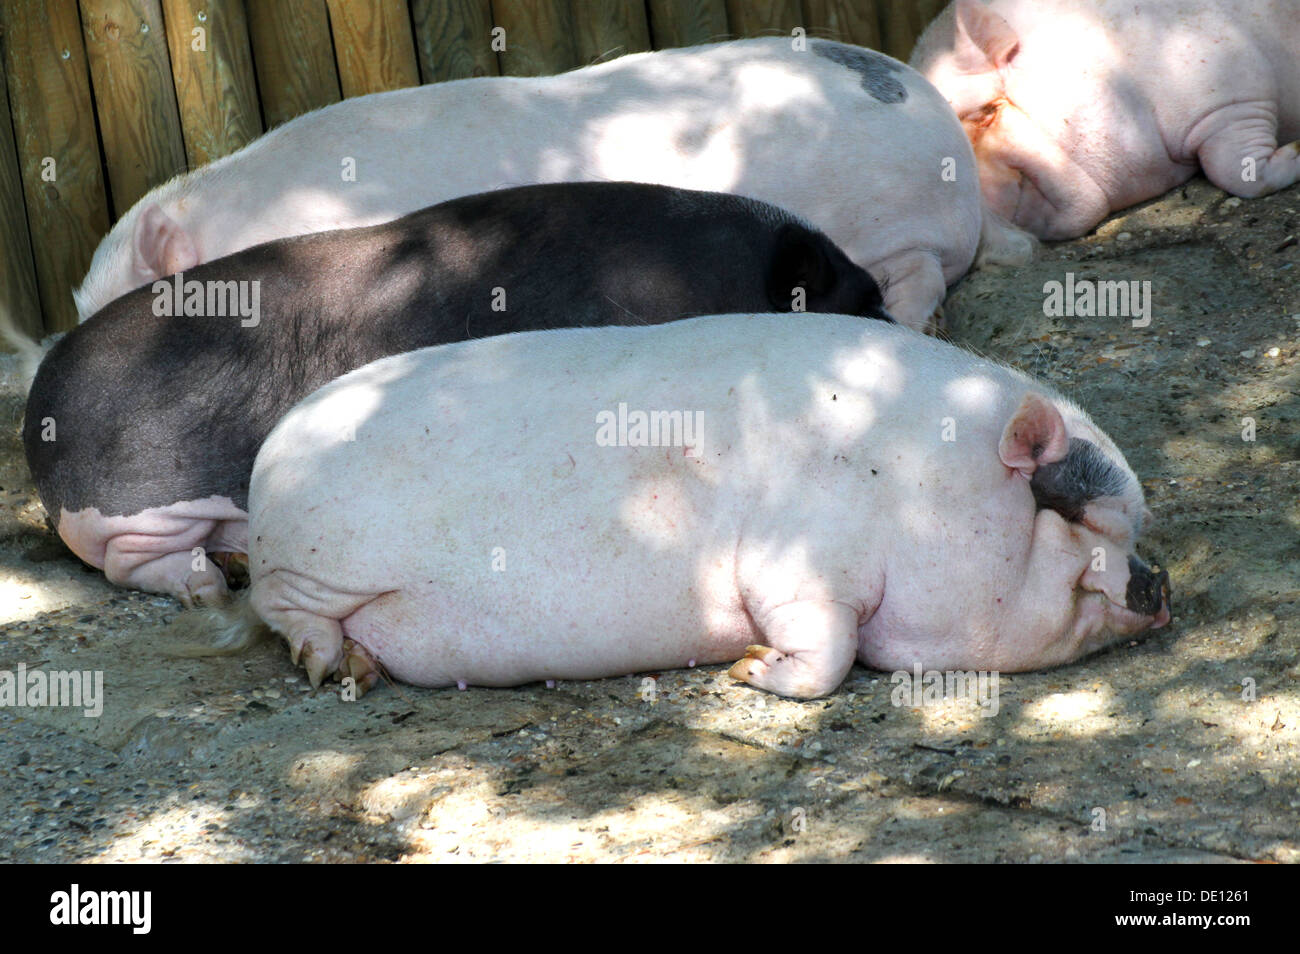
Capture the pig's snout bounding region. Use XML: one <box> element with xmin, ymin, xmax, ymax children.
<box><xmin>1125</xmin><ymin>555</ymin><xmax>1171</xmax><ymax>625</ymax></box>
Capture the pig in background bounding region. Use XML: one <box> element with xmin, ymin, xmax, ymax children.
<box><xmin>911</xmin><ymin>0</ymin><xmax>1300</xmax><ymax>239</ymax></box>
<box><xmin>20</xmin><ymin>182</ymin><xmax>887</xmax><ymax>607</ymax></box>
<box><xmin>229</xmin><ymin>315</ymin><xmax>1170</xmax><ymax>696</ymax></box>
<box><xmin>72</xmin><ymin>37</ymin><xmax>1032</xmax><ymax>332</ymax></box>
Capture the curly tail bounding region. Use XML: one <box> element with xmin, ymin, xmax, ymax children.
<box><xmin>162</xmin><ymin>590</ymin><xmax>270</xmax><ymax>658</ymax></box>
<box><xmin>975</xmin><ymin>199</ymin><xmax>1037</xmax><ymax>267</ymax></box>
<box><xmin>0</xmin><ymin>304</ymin><xmax>52</xmax><ymax>395</ymax></box>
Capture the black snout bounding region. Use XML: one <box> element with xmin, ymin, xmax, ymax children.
<box><xmin>1125</xmin><ymin>555</ymin><xmax>1171</xmax><ymax>616</ymax></box>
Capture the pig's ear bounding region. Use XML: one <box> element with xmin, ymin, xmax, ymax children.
<box><xmin>998</xmin><ymin>392</ymin><xmax>1069</xmax><ymax>478</ymax></box>
<box><xmin>132</xmin><ymin>203</ymin><xmax>198</xmax><ymax>282</ymax></box>
<box><xmin>953</xmin><ymin>0</ymin><xmax>1020</xmax><ymax>72</ymax></box>
<box><xmin>767</xmin><ymin>224</ymin><xmax>833</xmax><ymax>310</ymax></box>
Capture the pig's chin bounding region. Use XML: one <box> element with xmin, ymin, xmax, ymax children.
<box><xmin>1071</xmin><ymin>591</ymin><xmax>1162</xmax><ymax>653</ymax></box>
<box><xmin>998</xmin><ymin>174</ymin><xmax>1062</xmax><ymax>239</ymax></box>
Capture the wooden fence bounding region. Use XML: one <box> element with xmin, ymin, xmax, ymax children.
<box><xmin>0</xmin><ymin>0</ymin><xmax>946</xmax><ymax>335</ymax></box>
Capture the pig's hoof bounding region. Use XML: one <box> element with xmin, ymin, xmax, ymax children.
<box><xmin>180</xmin><ymin>572</ymin><xmax>229</xmax><ymax>609</ymax></box>
<box><xmin>287</xmin><ymin>630</ymin><xmax>344</xmax><ymax>688</ymax></box>
<box><xmin>729</xmin><ymin>644</ymin><xmax>833</xmax><ymax>699</ymax></box>
<box><xmin>301</xmin><ymin>645</ymin><xmax>331</xmax><ymax>689</ymax></box>
<box><xmin>729</xmin><ymin>644</ymin><xmax>787</xmax><ymax>687</ymax></box>
<box><xmin>925</xmin><ymin>306</ymin><xmax>948</xmax><ymax>337</ymax></box>
<box><xmin>213</xmin><ymin>551</ymin><xmax>250</xmax><ymax>589</ymax></box>
<box><xmin>336</xmin><ymin>638</ymin><xmax>381</xmax><ymax>697</ymax></box>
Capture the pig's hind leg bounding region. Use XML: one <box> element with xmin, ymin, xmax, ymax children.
<box><xmin>250</xmin><ymin>568</ymin><xmax>386</xmax><ymax>690</ymax></box>
<box><xmin>729</xmin><ymin>600</ymin><xmax>862</xmax><ymax>699</ymax></box>
<box><xmin>103</xmin><ymin>534</ymin><xmax>229</xmax><ymax>607</ymax></box>
<box><xmin>1191</xmin><ymin>103</ymin><xmax>1300</xmax><ymax>198</ymax></box>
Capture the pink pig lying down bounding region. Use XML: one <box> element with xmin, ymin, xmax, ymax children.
<box><xmin>231</xmin><ymin>314</ymin><xmax>1170</xmax><ymax>699</ymax></box>
<box><xmin>911</xmin><ymin>0</ymin><xmax>1300</xmax><ymax>239</ymax></box>
<box><xmin>73</xmin><ymin>38</ymin><xmax>1032</xmax><ymax>333</ymax></box>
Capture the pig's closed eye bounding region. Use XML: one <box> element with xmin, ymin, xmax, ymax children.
<box><xmin>961</xmin><ymin>100</ymin><xmax>1003</xmax><ymax>129</ymax></box>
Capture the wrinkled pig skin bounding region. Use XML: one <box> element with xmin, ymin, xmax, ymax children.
<box><xmin>911</xmin><ymin>0</ymin><xmax>1300</xmax><ymax>239</ymax></box>
<box><xmin>75</xmin><ymin>38</ymin><xmax>991</xmax><ymax>331</ymax></box>
<box><xmin>246</xmin><ymin>314</ymin><xmax>1171</xmax><ymax>698</ymax></box>
<box><xmin>26</xmin><ymin>182</ymin><xmax>888</xmax><ymax>607</ymax></box>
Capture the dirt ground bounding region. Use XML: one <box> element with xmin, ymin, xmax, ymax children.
<box><xmin>0</xmin><ymin>176</ymin><xmax>1295</xmax><ymax>864</ymax></box>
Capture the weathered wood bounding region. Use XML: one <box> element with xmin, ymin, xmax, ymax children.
<box><xmin>246</xmin><ymin>0</ymin><xmax>341</xmax><ymax>128</ymax></box>
<box><xmin>646</xmin><ymin>0</ymin><xmax>728</xmax><ymax>48</ymax></box>
<box><xmin>915</xmin><ymin>0</ymin><xmax>947</xmax><ymax>44</ymax></box>
<box><xmin>80</xmin><ymin>0</ymin><xmax>187</xmax><ymax>217</ymax></box>
<box><xmin>879</xmin><ymin>0</ymin><xmax>945</xmax><ymax>61</ymax></box>
<box><xmin>724</xmin><ymin>0</ymin><xmax>802</xmax><ymax>37</ymax></box>
<box><xmin>162</xmin><ymin>0</ymin><xmax>262</xmax><ymax>168</ymax></box>
<box><xmin>0</xmin><ymin>48</ymin><xmax>42</xmax><ymax>339</ymax></box>
<box><xmin>802</xmin><ymin>0</ymin><xmax>881</xmax><ymax>50</ymax></box>
<box><xmin>489</xmin><ymin>0</ymin><xmax>579</xmax><ymax>76</ymax></box>
<box><xmin>0</xmin><ymin>0</ymin><xmax>110</xmax><ymax>332</ymax></box>
<box><xmin>325</xmin><ymin>0</ymin><xmax>420</xmax><ymax>97</ymax></box>
<box><xmin>412</xmin><ymin>0</ymin><xmax>500</xmax><ymax>82</ymax></box>
<box><xmin>573</xmin><ymin>0</ymin><xmax>650</xmax><ymax>65</ymax></box>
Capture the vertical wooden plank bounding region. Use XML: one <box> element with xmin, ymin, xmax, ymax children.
<box><xmin>246</xmin><ymin>0</ymin><xmax>341</xmax><ymax>128</ymax></box>
<box><xmin>0</xmin><ymin>0</ymin><xmax>110</xmax><ymax>332</ymax></box>
<box><xmin>411</xmin><ymin>0</ymin><xmax>500</xmax><ymax>83</ymax></box>
<box><xmin>325</xmin><ymin>0</ymin><xmax>421</xmax><ymax>98</ymax></box>
<box><xmin>79</xmin><ymin>0</ymin><xmax>188</xmax><ymax>218</ymax></box>
<box><xmin>489</xmin><ymin>0</ymin><xmax>579</xmax><ymax>76</ymax></box>
<box><xmin>724</xmin><ymin>0</ymin><xmax>801</xmax><ymax>37</ymax></box>
<box><xmin>916</xmin><ymin>0</ymin><xmax>947</xmax><ymax>36</ymax></box>
<box><xmin>162</xmin><ymin>0</ymin><xmax>262</xmax><ymax>168</ymax></box>
<box><xmin>646</xmin><ymin>0</ymin><xmax>728</xmax><ymax>49</ymax></box>
<box><xmin>802</xmin><ymin>0</ymin><xmax>881</xmax><ymax>50</ymax></box>
<box><xmin>572</xmin><ymin>0</ymin><xmax>650</xmax><ymax>65</ymax></box>
<box><xmin>879</xmin><ymin>0</ymin><xmax>944</xmax><ymax>61</ymax></box>
<box><xmin>0</xmin><ymin>48</ymin><xmax>42</xmax><ymax>339</ymax></box>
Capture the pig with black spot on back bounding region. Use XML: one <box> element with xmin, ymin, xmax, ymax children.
<box><xmin>240</xmin><ymin>314</ymin><xmax>1170</xmax><ymax>696</ymax></box>
<box><xmin>72</xmin><ymin>37</ymin><xmax>1030</xmax><ymax>332</ymax></box>
<box><xmin>23</xmin><ymin>183</ymin><xmax>887</xmax><ymax>607</ymax></box>
<box><xmin>911</xmin><ymin>0</ymin><xmax>1300</xmax><ymax>238</ymax></box>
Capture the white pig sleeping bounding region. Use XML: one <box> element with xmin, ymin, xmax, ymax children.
<box><xmin>911</xmin><ymin>0</ymin><xmax>1300</xmax><ymax>239</ymax></box>
<box><xmin>236</xmin><ymin>315</ymin><xmax>1170</xmax><ymax>697</ymax></box>
<box><xmin>74</xmin><ymin>38</ymin><xmax>1031</xmax><ymax>331</ymax></box>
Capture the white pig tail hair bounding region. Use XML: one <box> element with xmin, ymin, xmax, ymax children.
<box><xmin>163</xmin><ymin>591</ymin><xmax>270</xmax><ymax>658</ymax></box>
<box><xmin>975</xmin><ymin>200</ymin><xmax>1037</xmax><ymax>267</ymax></box>
<box><xmin>0</xmin><ymin>304</ymin><xmax>53</xmax><ymax>396</ymax></box>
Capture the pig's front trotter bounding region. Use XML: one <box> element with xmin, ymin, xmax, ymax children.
<box><xmin>729</xmin><ymin>600</ymin><xmax>861</xmax><ymax>699</ymax></box>
<box><xmin>1194</xmin><ymin>109</ymin><xmax>1300</xmax><ymax>197</ymax></box>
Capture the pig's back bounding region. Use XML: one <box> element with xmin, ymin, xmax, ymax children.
<box><xmin>229</xmin><ymin>38</ymin><xmax>979</xmax><ymax>281</ymax></box>
<box><xmin>250</xmin><ymin>313</ymin><xmax>1008</xmax><ymax>592</ymax></box>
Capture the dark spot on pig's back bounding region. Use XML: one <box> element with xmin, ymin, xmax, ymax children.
<box><xmin>811</xmin><ymin>40</ymin><xmax>907</xmax><ymax>104</ymax></box>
